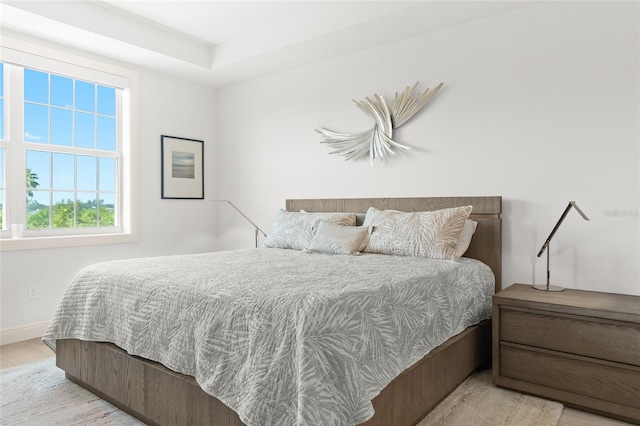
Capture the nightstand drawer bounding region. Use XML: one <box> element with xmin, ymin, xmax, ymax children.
<box><xmin>501</xmin><ymin>344</ymin><xmax>640</xmax><ymax>409</ymax></box>
<box><xmin>500</xmin><ymin>307</ymin><xmax>640</xmax><ymax>366</ymax></box>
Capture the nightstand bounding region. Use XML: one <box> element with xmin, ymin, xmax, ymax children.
<box><xmin>492</xmin><ymin>284</ymin><xmax>640</xmax><ymax>424</ymax></box>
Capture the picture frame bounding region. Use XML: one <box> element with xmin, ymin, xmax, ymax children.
<box><xmin>161</xmin><ymin>135</ymin><xmax>204</xmax><ymax>199</ymax></box>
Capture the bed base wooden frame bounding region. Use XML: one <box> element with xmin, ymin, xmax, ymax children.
<box><xmin>55</xmin><ymin>196</ymin><xmax>502</xmax><ymax>426</ymax></box>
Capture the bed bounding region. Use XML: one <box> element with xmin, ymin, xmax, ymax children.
<box><xmin>44</xmin><ymin>196</ymin><xmax>502</xmax><ymax>426</ymax></box>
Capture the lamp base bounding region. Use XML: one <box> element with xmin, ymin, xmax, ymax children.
<box><xmin>531</xmin><ymin>284</ymin><xmax>565</xmax><ymax>292</ymax></box>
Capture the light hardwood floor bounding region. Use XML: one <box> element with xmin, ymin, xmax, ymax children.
<box><xmin>0</xmin><ymin>338</ymin><xmax>633</xmax><ymax>426</ymax></box>
<box><xmin>0</xmin><ymin>337</ymin><xmax>54</xmax><ymax>369</ymax></box>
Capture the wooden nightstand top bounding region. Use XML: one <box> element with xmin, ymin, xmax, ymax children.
<box><xmin>494</xmin><ymin>284</ymin><xmax>640</xmax><ymax>324</ymax></box>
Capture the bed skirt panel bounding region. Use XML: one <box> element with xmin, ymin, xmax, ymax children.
<box><xmin>56</xmin><ymin>320</ymin><xmax>490</xmax><ymax>426</ymax></box>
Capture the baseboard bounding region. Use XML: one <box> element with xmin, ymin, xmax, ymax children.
<box><xmin>1</xmin><ymin>322</ymin><xmax>49</xmax><ymax>346</ymax></box>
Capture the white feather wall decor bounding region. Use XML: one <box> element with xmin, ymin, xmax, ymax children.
<box><xmin>315</xmin><ymin>82</ymin><xmax>443</xmax><ymax>165</ymax></box>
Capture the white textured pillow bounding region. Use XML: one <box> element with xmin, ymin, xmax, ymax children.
<box><xmin>306</xmin><ymin>221</ymin><xmax>371</xmax><ymax>255</ymax></box>
<box><xmin>362</xmin><ymin>205</ymin><xmax>473</xmax><ymax>260</ymax></box>
<box><xmin>264</xmin><ymin>210</ymin><xmax>356</xmax><ymax>250</ymax></box>
<box><xmin>454</xmin><ymin>220</ymin><xmax>478</xmax><ymax>259</ymax></box>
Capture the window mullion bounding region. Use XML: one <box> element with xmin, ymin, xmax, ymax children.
<box><xmin>116</xmin><ymin>89</ymin><xmax>124</xmax><ymax>229</ymax></box>
<box><xmin>24</xmin><ymin>142</ymin><xmax>118</xmax><ymax>158</ymax></box>
<box><xmin>7</xmin><ymin>63</ymin><xmax>26</xmax><ymax>228</ymax></box>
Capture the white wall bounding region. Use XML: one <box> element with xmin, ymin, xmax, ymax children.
<box><xmin>215</xmin><ymin>2</ymin><xmax>639</xmax><ymax>295</ymax></box>
<box><xmin>0</xmin><ymin>55</ymin><xmax>217</xmax><ymax>340</ymax></box>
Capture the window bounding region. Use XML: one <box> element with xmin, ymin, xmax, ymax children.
<box><xmin>1</xmin><ymin>62</ymin><xmax>5</xmax><ymax>226</ymax></box>
<box><xmin>24</xmin><ymin>69</ymin><xmax>118</xmax><ymax>230</ymax></box>
<box><xmin>0</xmin><ymin>38</ymin><xmax>137</xmax><ymax>250</ymax></box>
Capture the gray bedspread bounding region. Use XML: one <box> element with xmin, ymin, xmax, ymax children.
<box><xmin>43</xmin><ymin>248</ymin><xmax>494</xmax><ymax>426</ymax></box>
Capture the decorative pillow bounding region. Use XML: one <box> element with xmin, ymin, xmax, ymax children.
<box><xmin>362</xmin><ymin>205</ymin><xmax>473</xmax><ymax>260</ymax></box>
<box><xmin>264</xmin><ymin>210</ymin><xmax>356</xmax><ymax>250</ymax></box>
<box><xmin>306</xmin><ymin>221</ymin><xmax>371</xmax><ymax>255</ymax></box>
<box><xmin>454</xmin><ymin>220</ymin><xmax>478</xmax><ymax>259</ymax></box>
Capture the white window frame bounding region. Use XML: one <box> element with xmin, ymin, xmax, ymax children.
<box><xmin>0</xmin><ymin>37</ymin><xmax>138</xmax><ymax>251</ymax></box>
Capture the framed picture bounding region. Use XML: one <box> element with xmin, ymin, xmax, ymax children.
<box><xmin>161</xmin><ymin>135</ymin><xmax>204</xmax><ymax>199</ymax></box>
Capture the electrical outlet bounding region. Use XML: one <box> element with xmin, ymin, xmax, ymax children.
<box><xmin>28</xmin><ymin>285</ymin><xmax>39</xmax><ymax>300</ymax></box>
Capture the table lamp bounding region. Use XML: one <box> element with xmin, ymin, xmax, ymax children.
<box><xmin>534</xmin><ymin>201</ymin><xmax>589</xmax><ymax>291</ymax></box>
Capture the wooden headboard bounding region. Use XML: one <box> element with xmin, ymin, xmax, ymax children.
<box><xmin>286</xmin><ymin>196</ymin><xmax>502</xmax><ymax>292</ymax></box>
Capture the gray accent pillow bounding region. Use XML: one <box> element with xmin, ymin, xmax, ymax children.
<box><xmin>306</xmin><ymin>221</ymin><xmax>371</xmax><ymax>255</ymax></box>
<box><xmin>362</xmin><ymin>205</ymin><xmax>473</xmax><ymax>260</ymax></box>
<box><xmin>264</xmin><ymin>210</ymin><xmax>357</xmax><ymax>250</ymax></box>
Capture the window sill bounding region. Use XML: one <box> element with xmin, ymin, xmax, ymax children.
<box><xmin>0</xmin><ymin>232</ymin><xmax>138</xmax><ymax>251</ymax></box>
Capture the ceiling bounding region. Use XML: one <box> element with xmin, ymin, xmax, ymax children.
<box><xmin>0</xmin><ymin>1</ymin><xmax>532</xmax><ymax>87</ymax></box>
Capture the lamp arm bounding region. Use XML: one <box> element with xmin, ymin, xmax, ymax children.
<box><xmin>212</xmin><ymin>200</ymin><xmax>267</xmax><ymax>238</ymax></box>
<box><xmin>536</xmin><ymin>201</ymin><xmax>590</xmax><ymax>257</ymax></box>
<box><xmin>537</xmin><ymin>203</ymin><xmax>573</xmax><ymax>257</ymax></box>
